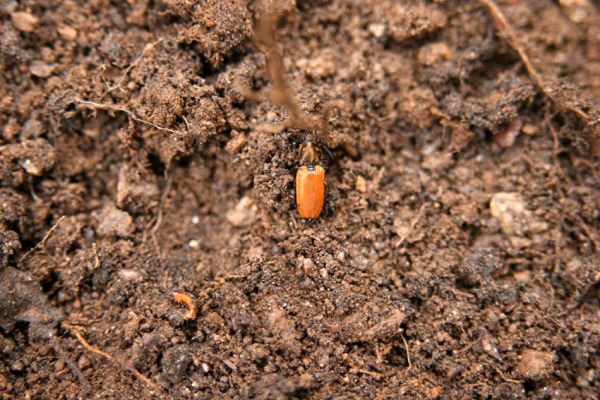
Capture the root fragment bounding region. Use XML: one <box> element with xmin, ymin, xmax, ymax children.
<box><xmin>479</xmin><ymin>0</ymin><xmax>598</xmax><ymax>154</ymax></box>
<box><xmin>75</xmin><ymin>98</ymin><xmax>182</xmax><ymax>135</ymax></box>
<box><xmin>20</xmin><ymin>216</ymin><xmax>66</xmax><ymax>262</ymax></box>
<box><xmin>68</xmin><ymin>327</ymin><xmax>163</xmax><ymax>396</ymax></box>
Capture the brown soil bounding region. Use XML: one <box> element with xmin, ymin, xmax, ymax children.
<box><xmin>1</xmin><ymin>0</ymin><xmax>599</xmax><ymax>399</ymax></box>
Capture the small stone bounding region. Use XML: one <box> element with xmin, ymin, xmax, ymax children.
<box><xmin>77</xmin><ymin>355</ymin><xmax>91</xmax><ymax>370</ymax></box>
<box><xmin>319</xmin><ymin>268</ymin><xmax>328</xmax><ymax>279</ymax></box>
<box><xmin>10</xmin><ymin>360</ymin><xmax>24</xmax><ymax>372</ymax></box>
<box><xmin>494</xmin><ymin>118</ymin><xmax>522</xmax><ymax>148</ymax></box>
<box><xmin>191</xmin><ymin>215</ymin><xmax>200</xmax><ymax>224</ymax></box>
<box><xmin>10</xmin><ymin>12</ymin><xmax>39</xmax><ymax>33</ymax></box>
<box><xmin>515</xmin><ymin>349</ymin><xmax>555</xmax><ymax>380</ymax></box>
<box><xmin>509</xmin><ymin>236</ymin><xmax>531</xmax><ymax>249</ymax></box>
<box><xmin>20</xmin><ymin>159</ymin><xmax>40</xmax><ymax>175</ymax></box>
<box><xmin>301</xmin><ymin>257</ymin><xmax>316</xmax><ymax>274</ymax></box>
<box><xmin>225</xmin><ymin>132</ymin><xmax>246</xmax><ymax>154</ymax></box>
<box><xmin>116</xmin><ymin>163</ymin><xmax>160</xmax><ymax>213</ymax></box>
<box><xmin>489</xmin><ymin>192</ymin><xmax>527</xmax><ymax>235</ymax></box>
<box><xmin>226</xmin><ymin>196</ymin><xmax>257</xmax><ymax>227</ymax></box>
<box><xmin>189</xmin><ymin>239</ymin><xmax>199</xmax><ymax>249</ymax></box>
<box><xmin>57</xmin><ymin>24</ymin><xmax>78</xmax><ymax>41</ymax></box>
<box><xmin>29</xmin><ymin>61</ymin><xmax>54</xmax><ymax>78</ymax></box>
<box><xmin>418</xmin><ymin>42</ymin><xmax>452</xmax><ymax>65</ymax></box>
<box><xmin>522</xmin><ymin>123</ymin><xmax>539</xmax><ymax>136</ymax></box>
<box><xmin>482</xmin><ymin>336</ymin><xmax>502</xmax><ymax>361</ymax></box>
<box><xmin>117</xmin><ymin>269</ymin><xmax>144</xmax><ymax>282</ymax></box>
<box><xmin>355</xmin><ymin>175</ymin><xmax>368</xmax><ymax>193</ymax></box>
<box><xmin>368</xmin><ymin>23</ymin><xmax>387</xmax><ymax>38</ymax></box>
<box><xmin>97</xmin><ymin>205</ymin><xmax>134</xmax><ymax>237</ymax></box>
<box><xmin>513</xmin><ymin>270</ymin><xmax>531</xmax><ymax>282</ymax></box>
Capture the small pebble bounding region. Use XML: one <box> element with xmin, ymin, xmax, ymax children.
<box><xmin>29</xmin><ymin>61</ymin><xmax>54</xmax><ymax>78</ymax></box>
<box><xmin>57</xmin><ymin>24</ymin><xmax>78</xmax><ymax>41</ymax></box>
<box><xmin>117</xmin><ymin>269</ymin><xmax>144</xmax><ymax>282</ymax></box>
<box><xmin>225</xmin><ymin>132</ymin><xmax>247</xmax><ymax>154</ymax></box>
<box><xmin>368</xmin><ymin>23</ymin><xmax>386</xmax><ymax>38</ymax></box>
<box><xmin>522</xmin><ymin>123</ymin><xmax>539</xmax><ymax>136</ymax></box>
<box><xmin>489</xmin><ymin>192</ymin><xmax>527</xmax><ymax>235</ymax></box>
<box><xmin>494</xmin><ymin>118</ymin><xmax>522</xmax><ymax>148</ymax></box>
<box><xmin>97</xmin><ymin>206</ymin><xmax>134</xmax><ymax>237</ymax></box>
<box><xmin>11</xmin><ymin>11</ymin><xmax>39</xmax><ymax>33</ymax></box>
<box><xmin>482</xmin><ymin>336</ymin><xmax>502</xmax><ymax>361</ymax></box>
<box><xmin>226</xmin><ymin>196</ymin><xmax>257</xmax><ymax>227</ymax></box>
<box><xmin>10</xmin><ymin>360</ymin><xmax>24</xmax><ymax>372</ymax></box>
<box><xmin>355</xmin><ymin>175</ymin><xmax>368</xmax><ymax>193</ymax></box>
<box><xmin>418</xmin><ymin>42</ymin><xmax>452</xmax><ymax>65</ymax></box>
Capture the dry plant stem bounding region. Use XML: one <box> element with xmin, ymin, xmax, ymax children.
<box><xmin>479</xmin><ymin>0</ymin><xmax>589</xmax><ymax>121</ymax></box>
<box><xmin>254</xmin><ymin>5</ymin><xmax>319</xmax><ymax>132</ymax></box>
<box><xmin>75</xmin><ymin>98</ymin><xmax>181</xmax><ymax>135</ymax></box>
<box><xmin>401</xmin><ymin>333</ymin><xmax>413</xmax><ymax>369</ymax></box>
<box><xmin>68</xmin><ymin>328</ymin><xmax>164</xmax><ymax>396</ymax></box>
<box><xmin>20</xmin><ymin>216</ymin><xmax>66</xmax><ymax>262</ymax></box>
<box><xmin>102</xmin><ymin>38</ymin><xmax>163</xmax><ymax>98</ymax></box>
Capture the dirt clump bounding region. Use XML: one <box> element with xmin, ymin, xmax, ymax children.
<box><xmin>0</xmin><ymin>0</ymin><xmax>599</xmax><ymax>399</ymax></box>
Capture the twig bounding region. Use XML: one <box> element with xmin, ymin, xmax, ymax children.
<box><xmin>479</xmin><ymin>0</ymin><xmax>589</xmax><ymax>121</ymax></box>
<box><xmin>68</xmin><ymin>327</ymin><xmax>163</xmax><ymax>396</ymax></box>
<box><xmin>254</xmin><ymin>1</ymin><xmax>320</xmax><ymax>132</ymax></box>
<box><xmin>75</xmin><ymin>98</ymin><xmax>181</xmax><ymax>135</ymax></box>
<box><xmin>103</xmin><ymin>38</ymin><xmax>163</xmax><ymax>97</ymax></box>
<box><xmin>401</xmin><ymin>333</ymin><xmax>413</xmax><ymax>369</ymax></box>
<box><xmin>20</xmin><ymin>216</ymin><xmax>66</xmax><ymax>262</ymax></box>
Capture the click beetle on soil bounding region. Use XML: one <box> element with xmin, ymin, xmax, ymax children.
<box><xmin>296</xmin><ymin>133</ymin><xmax>326</xmax><ymax>219</ymax></box>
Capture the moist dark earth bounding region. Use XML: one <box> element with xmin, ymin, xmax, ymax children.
<box><xmin>1</xmin><ymin>0</ymin><xmax>600</xmax><ymax>399</ymax></box>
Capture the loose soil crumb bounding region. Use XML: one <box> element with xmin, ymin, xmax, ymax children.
<box><xmin>1</xmin><ymin>0</ymin><xmax>599</xmax><ymax>399</ymax></box>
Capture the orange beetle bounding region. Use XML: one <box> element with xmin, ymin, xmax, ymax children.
<box><xmin>296</xmin><ymin>134</ymin><xmax>326</xmax><ymax>219</ymax></box>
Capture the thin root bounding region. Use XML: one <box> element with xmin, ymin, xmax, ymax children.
<box><xmin>401</xmin><ymin>333</ymin><xmax>413</xmax><ymax>370</ymax></box>
<box><xmin>102</xmin><ymin>38</ymin><xmax>163</xmax><ymax>98</ymax></box>
<box><xmin>479</xmin><ymin>0</ymin><xmax>589</xmax><ymax>122</ymax></box>
<box><xmin>75</xmin><ymin>98</ymin><xmax>181</xmax><ymax>135</ymax></box>
<box><xmin>20</xmin><ymin>216</ymin><xmax>66</xmax><ymax>262</ymax></box>
<box><xmin>495</xmin><ymin>367</ymin><xmax>523</xmax><ymax>384</ymax></box>
<box><xmin>253</xmin><ymin>1</ymin><xmax>322</xmax><ymax>134</ymax></box>
<box><xmin>67</xmin><ymin>327</ymin><xmax>163</xmax><ymax>396</ymax></box>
